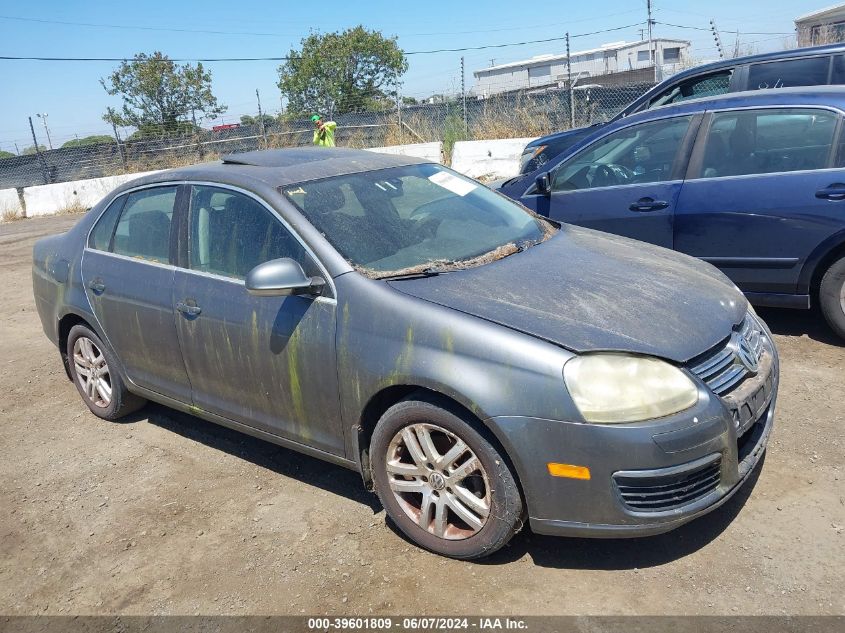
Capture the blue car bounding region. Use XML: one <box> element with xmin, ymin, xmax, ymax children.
<box><xmin>501</xmin><ymin>86</ymin><xmax>845</xmax><ymax>339</ymax></box>
<box><xmin>517</xmin><ymin>43</ymin><xmax>845</xmax><ymax>175</ymax></box>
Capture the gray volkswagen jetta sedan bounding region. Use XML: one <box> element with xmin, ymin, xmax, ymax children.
<box><xmin>32</xmin><ymin>148</ymin><xmax>778</xmax><ymax>559</ymax></box>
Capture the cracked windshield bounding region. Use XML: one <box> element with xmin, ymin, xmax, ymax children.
<box><xmin>283</xmin><ymin>163</ymin><xmax>555</xmax><ymax>277</ymax></box>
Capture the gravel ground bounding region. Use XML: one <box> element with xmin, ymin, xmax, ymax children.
<box><xmin>1</xmin><ymin>214</ymin><xmax>843</xmax><ymax>616</ymax></box>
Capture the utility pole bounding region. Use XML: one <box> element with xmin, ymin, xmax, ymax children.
<box><xmin>647</xmin><ymin>0</ymin><xmax>656</xmax><ymax>82</ymax></box>
<box><xmin>28</xmin><ymin>116</ymin><xmax>49</xmax><ymax>184</ymax></box>
<box><xmin>36</xmin><ymin>113</ymin><xmax>53</xmax><ymax>150</ymax></box>
<box><xmin>710</xmin><ymin>19</ymin><xmax>725</xmax><ymax>59</ymax></box>
<box><xmin>566</xmin><ymin>32</ymin><xmax>575</xmax><ymax>129</ymax></box>
<box><xmin>461</xmin><ymin>56</ymin><xmax>467</xmax><ymax>138</ymax></box>
<box><xmin>256</xmin><ymin>89</ymin><xmax>267</xmax><ymax>145</ymax></box>
<box><xmin>110</xmin><ymin>120</ymin><xmax>128</xmax><ymax>171</ymax></box>
<box><xmin>395</xmin><ymin>80</ymin><xmax>403</xmax><ymax>145</ymax></box>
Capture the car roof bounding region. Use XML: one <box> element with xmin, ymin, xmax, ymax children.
<box><xmin>651</xmin><ymin>43</ymin><xmax>845</xmax><ymax>86</ymax></box>
<box><xmin>119</xmin><ymin>147</ymin><xmax>429</xmax><ymax>191</ymax></box>
<box><xmin>603</xmin><ymin>85</ymin><xmax>845</xmax><ymax>129</ymax></box>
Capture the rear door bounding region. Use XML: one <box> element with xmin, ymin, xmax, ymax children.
<box><xmin>526</xmin><ymin>114</ymin><xmax>698</xmax><ymax>248</ymax></box>
<box><xmin>81</xmin><ymin>185</ymin><xmax>192</xmax><ymax>402</ymax></box>
<box><xmin>674</xmin><ymin>106</ymin><xmax>845</xmax><ymax>297</ymax></box>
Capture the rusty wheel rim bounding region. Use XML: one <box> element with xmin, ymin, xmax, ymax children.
<box><xmin>385</xmin><ymin>423</ymin><xmax>491</xmax><ymax>540</ymax></box>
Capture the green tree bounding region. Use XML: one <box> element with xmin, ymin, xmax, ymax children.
<box><xmin>22</xmin><ymin>145</ymin><xmax>47</xmax><ymax>155</ymax></box>
<box><xmin>278</xmin><ymin>26</ymin><xmax>407</xmax><ymax>116</ymax></box>
<box><xmin>0</xmin><ymin>150</ymin><xmax>14</xmax><ymax>159</ymax></box>
<box><xmin>61</xmin><ymin>135</ymin><xmax>117</xmax><ymax>148</ymax></box>
<box><xmin>240</xmin><ymin>114</ymin><xmax>276</xmax><ymax>127</ymax></box>
<box><xmin>101</xmin><ymin>52</ymin><xmax>226</xmax><ymax>136</ymax></box>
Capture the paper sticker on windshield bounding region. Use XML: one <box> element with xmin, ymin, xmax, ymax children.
<box><xmin>428</xmin><ymin>171</ymin><xmax>477</xmax><ymax>197</ymax></box>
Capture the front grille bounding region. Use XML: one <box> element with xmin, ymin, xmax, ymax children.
<box><xmin>614</xmin><ymin>456</ymin><xmax>722</xmax><ymax>513</ymax></box>
<box><xmin>689</xmin><ymin>315</ymin><xmax>765</xmax><ymax>397</ymax></box>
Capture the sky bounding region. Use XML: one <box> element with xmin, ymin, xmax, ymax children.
<box><xmin>0</xmin><ymin>0</ymin><xmax>831</xmax><ymax>152</ymax></box>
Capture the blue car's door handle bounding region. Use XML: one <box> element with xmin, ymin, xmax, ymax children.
<box><xmin>629</xmin><ymin>197</ymin><xmax>669</xmax><ymax>212</ymax></box>
<box><xmin>176</xmin><ymin>301</ymin><xmax>202</xmax><ymax>317</ymax></box>
<box><xmin>815</xmin><ymin>184</ymin><xmax>845</xmax><ymax>200</ymax></box>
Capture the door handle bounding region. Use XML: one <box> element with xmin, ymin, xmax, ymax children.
<box><xmin>815</xmin><ymin>184</ymin><xmax>845</xmax><ymax>200</ymax></box>
<box><xmin>88</xmin><ymin>279</ymin><xmax>105</xmax><ymax>294</ymax></box>
<box><xmin>176</xmin><ymin>301</ymin><xmax>202</xmax><ymax>317</ymax></box>
<box><xmin>629</xmin><ymin>197</ymin><xmax>669</xmax><ymax>212</ymax></box>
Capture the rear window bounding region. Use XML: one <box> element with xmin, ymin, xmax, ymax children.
<box><xmin>695</xmin><ymin>108</ymin><xmax>837</xmax><ymax>179</ymax></box>
<box><xmin>747</xmin><ymin>56</ymin><xmax>831</xmax><ymax>89</ymax></box>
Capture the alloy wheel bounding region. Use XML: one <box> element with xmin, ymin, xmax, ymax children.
<box><xmin>385</xmin><ymin>423</ymin><xmax>491</xmax><ymax>540</ymax></box>
<box><xmin>72</xmin><ymin>337</ymin><xmax>112</xmax><ymax>408</ymax></box>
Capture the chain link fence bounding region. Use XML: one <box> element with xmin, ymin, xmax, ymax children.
<box><xmin>0</xmin><ymin>81</ymin><xmax>654</xmax><ymax>190</ymax></box>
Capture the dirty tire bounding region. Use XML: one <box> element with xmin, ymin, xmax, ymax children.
<box><xmin>370</xmin><ymin>394</ymin><xmax>523</xmax><ymax>560</ymax></box>
<box><xmin>819</xmin><ymin>256</ymin><xmax>845</xmax><ymax>340</ymax></box>
<box><xmin>67</xmin><ymin>324</ymin><xmax>146</xmax><ymax>420</ymax></box>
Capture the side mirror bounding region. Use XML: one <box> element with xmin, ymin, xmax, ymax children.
<box><xmin>245</xmin><ymin>258</ymin><xmax>325</xmax><ymax>297</ymax></box>
<box><xmin>535</xmin><ymin>172</ymin><xmax>551</xmax><ymax>196</ymax></box>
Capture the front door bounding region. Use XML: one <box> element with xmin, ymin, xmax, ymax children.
<box><xmin>529</xmin><ymin>114</ymin><xmax>697</xmax><ymax>249</ymax></box>
<box><xmin>675</xmin><ymin>107</ymin><xmax>844</xmax><ymax>295</ymax></box>
<box><xmin>81</xmin><ymin>185</ymin><xmax>191</xmax><ymax>402</ymax></box>
<box><xmin>172</xmin><ymin>185</ymin><xmax>344</xmax><ymax>455</ymax></box>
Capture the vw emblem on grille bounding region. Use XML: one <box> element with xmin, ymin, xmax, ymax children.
<box><xmin>736</xmin><ymin>335</ymin><xmax>759</xmax><ymax>374</ymax></box>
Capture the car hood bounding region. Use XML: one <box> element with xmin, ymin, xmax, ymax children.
<box><xmin>387</xmin><ymin>226</ymin><xmax>746</xmax><ymax>363</ymax></box>
<box><xmin>525</xmin><ymin>124</ymin><xmax>595</xmax><ymax>148</ymax></box>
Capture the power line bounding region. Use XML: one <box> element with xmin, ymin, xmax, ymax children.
<box><xmin>0</xmin><ymin>14</ymin><xmax>293</xmax><ymax>37</ymax></box>
<box><xmin>654</xmin><ymin>20</ymin><xmax>793</xmax><ymax>36</ymax></box>
<box><xmin>0</xmin><ymin>21</ymin><xmax>648</xmax><ymax>62</ymax></box>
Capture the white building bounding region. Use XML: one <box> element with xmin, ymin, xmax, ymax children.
<box><xmin>473</xmin><ymin>39</ymin><xmax>691</xmax><ymax>97</ymax></box>
<box><xmin>795</xmin><ymin>3</ymin><xmax>845</xmax><ymax>46</ymax></box>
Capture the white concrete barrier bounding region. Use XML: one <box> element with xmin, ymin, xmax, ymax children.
<box><xmin>451</xmin><ymin>137</ymin><xmax>539</xmax><ymax>180</ymax></box>
<box><xmin>23</xmin><ymin>170</ymin><xmax>166</xmax><ymax>218</ymax></box>
<box><xmin>0</xmin><ymin>188</ymin><xmax>22</xmax><ymax>217</ymax></box>
<box><xmin>366</xmin><ymin>142</ymin><xmax>443</xmax><ymax>164</ymax></box>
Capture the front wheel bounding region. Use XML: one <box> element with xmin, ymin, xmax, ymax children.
<box><xmin>370</xmin><ymin>395</ymin><xmax>523</xmax><ymax>559</ymax></box>
<box><xmin>819</xmin><ymin>256</ymin><xmax>845</xmax><ymax>340</ymax></box>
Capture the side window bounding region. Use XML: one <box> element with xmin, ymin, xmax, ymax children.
<box><xmin>696</xmin><ymin>108</ymin><xmax>837</xmax><ymax>179</ymax></box>
<box><xmin>831</xmin><ymin>55</ymin><xmax>845</xmax><ymax>85</ymax></box>
<box><xmin>111</xmin><ymin>187</ymin><xmax>177</xmax><ymax>263</ymax></box>
<box><xmin>188</xmin><ymin>185</ymin><xmax>309</xmax><ymax>280</ymax></box>
<box><xmin>649</xmin><ymin>70</ymin><xmax>732</xmax><ymax>108</ymax></box>
<box><xmin>552</xmin><ymin>116</ymin><xmax>692</xmax><ymax>192</ymax></box>
<box><xmin>88</xmin><ymin>195</ymin><xmax>126</xmax><ymax>251</ymax></box>
<box><xmin>747</xmin><ymin>56</ymin><xmax>830</xmax><ymax>89</ymax></box>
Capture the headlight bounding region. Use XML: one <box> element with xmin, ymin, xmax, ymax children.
<box><xmin>563</xmin><ymin>354</ymin><xmax>698</xmax><ymax>423</ymax></box>
<box><xmin>519</xmin><ymin>144</ymin><xmax>548</xmax><ymax>171</ymax></box>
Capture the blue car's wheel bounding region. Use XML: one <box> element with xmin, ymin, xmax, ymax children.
<box><xmin>820</xmin><ymin>257</ymin><xmax>845</xmax><ymax>340</ymax></box>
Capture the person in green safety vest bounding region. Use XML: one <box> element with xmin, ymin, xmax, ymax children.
<box><xmin>311</xmin><ymin>114</ymin><xmax>337</xmax><ymax>147</ymax></box>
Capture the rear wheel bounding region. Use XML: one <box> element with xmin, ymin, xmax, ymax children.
<box><xmin>67</xmin><ymin>324</ymin><xmax>146</xmax><ymax>420</ymax></box>
<box><xmin>819</xmin><ymin>256</ymin><xmax>845</xmax><ymax>340</ymax></box>
<box><xmin>370</xmin><ymin>395</ymin><xmax>523</xmax><ymax>559</ymax></box>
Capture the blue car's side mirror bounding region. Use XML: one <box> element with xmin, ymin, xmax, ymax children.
<box><xmin>535</xmin><ymin>172</ymin><xmax>551</xmax><ymax>196</ymax></box>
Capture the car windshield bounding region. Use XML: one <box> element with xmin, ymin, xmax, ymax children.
<box><xmin>282</xmin><ymin>163</ymin><xmax>556</xmax><ymax>278</ymax></box>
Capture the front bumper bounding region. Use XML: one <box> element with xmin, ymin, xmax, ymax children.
<box><xmin>487</xmin><ymin>331</ymin><xmax>779</xmax><ymax>538</ymax></box>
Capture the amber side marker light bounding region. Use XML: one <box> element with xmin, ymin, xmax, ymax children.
<box><xmin>547</xmin><ymin>463</ymin><xmax>591</xmax><ymax>480</ymax></box>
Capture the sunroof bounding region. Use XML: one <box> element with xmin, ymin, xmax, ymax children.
<box><xmin>222</xmin><ymin>148</ymin><xmax>347</xmax><ymax>167</ymax></box>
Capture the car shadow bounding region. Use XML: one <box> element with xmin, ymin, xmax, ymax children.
<box><xmin>124</xmin><ymin>402</ymin><xmax>382</xmax><ymax>513</ymax></box>
<box><xmin>121</xmin><ymin>403</ymin><xmax>766</xmax><ymax>569</ymax></box>
<box><xmin>477</xmin><ymin>455</ymin><xmax>766</xmax><ymax>569</ymax></box>
<box><xmin>755</xmin><ymin>306</ymin><xmax>841</xmax><ymax>346</ymax></box>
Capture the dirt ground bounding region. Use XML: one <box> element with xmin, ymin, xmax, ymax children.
<box><xmin>0</xmin><ymin>214</ymin><xmax>843</xmax><ymax>617</ymax></box>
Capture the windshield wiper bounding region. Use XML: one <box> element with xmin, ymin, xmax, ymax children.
<box><xmin>377</xmin><ymin>268</ymin><xmax>445</xmax><ymax>281</ymax></box>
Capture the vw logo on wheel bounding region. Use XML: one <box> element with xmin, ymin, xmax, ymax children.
<box><xmin>737</xmin><ymin>335</ymin><xmax>759</xmax><ymax>374</ymax></box>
